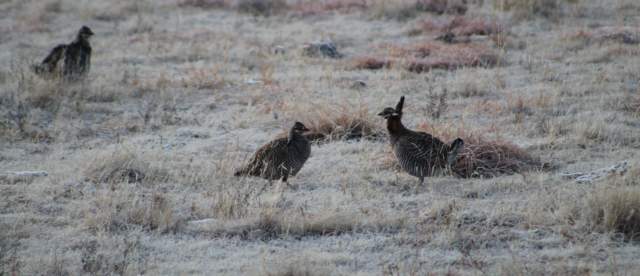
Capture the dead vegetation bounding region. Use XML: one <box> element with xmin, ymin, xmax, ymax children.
<box><xmin>413</xmin><ymin>16</ymin><xmax>505</xmax><ymax>37</ymax></box>
<box><xmin>418</xmin><ymin>123</ymin><xmax>542</xmax><ymax>177</ymax></box>
<box><xmin>83</xmin><ymin>189</ymin><xmax>182</xmax><ymax>234</ymax></box>
<box><xmin>258</xmin><ymin>255</ymin><xmax>334</xmax><ymax>276</ymax></box>
<box><xmin>351</xmin><ymin>41</ymin><xmax>499</xmax><ymax>72</ymax></box>
<box><xmin>379</xmin><ymin>122</ymin><xmax>542</xmax><ymax>178</ymax></box>
<box><xmin>451</xmin><ymin>135</ymin><xmax>543</xmax><ymax>177</ymax></box>
<box><xmin>586</xmin><ymin>185</ymin><xmax>640</xmax><ymax>241</ymax></box>
<box><xmin>83</xmin><ymin>150</ymin><xmax>169</xmax><ymax>185</ymax></box>
<box><xmin>565</xmin><ymin>27</ymin><xmax>640</xmax><ymax>52</ymax></box>
<box><xmin>404</xmin><ymin>42</ymin><xmax>500</xmax><ymax>73</ymax></box>
<box><xmin>2</xmin><ymin>0</ymin><xmax>640</xmax><ymax>274</ymax></box>
<box><xmin>188</xmin><ymin>206</ymin><xmax>407</xmax><ymax>240</ymax></box>
<box><xmin>620</xmin><ymin>93</ymin><xmax>640</xmax><ymax>116</ymax></box>
<box><xmin>178</xmin><ymin>0</ymin><xmax>469</xmax><ymax>18</ymax></box>
<box><xmin>492</xmin><ymin>0</ymin><xmax>578</xmax><ymax>21</ymax></box>
<box><xmin>295</xmin><ymin>106</ymin><xmax>383</xmax><ymax>143</ymax></box>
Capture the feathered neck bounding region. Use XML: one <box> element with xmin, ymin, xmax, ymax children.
<box><xmin>386</xmin><ymin>116</ymin><xmax>407</xmax><ymax>136</ymax></box>
<box><xmin>74</xmin><ymin>35</ymin><xmax>90</xmax><ymax>46</ymax></box>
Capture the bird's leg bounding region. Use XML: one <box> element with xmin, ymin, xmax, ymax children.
<box><xmin>394</xmin><ymin>172</ymin><xmax>399</xmax><ymax>186</ymax></box>
<box><xmin>281</xmin><ymin>174</ymin><xmax>299</xmax><ymax>191</ymax></box>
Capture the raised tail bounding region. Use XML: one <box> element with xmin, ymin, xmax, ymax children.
<box><xmin>447</xmin><ymin>138</ymin><xmax>464</xmax><ymax>166</ymax></box>
<box><xmin>33</xmin><ymin>44</ymin><xmax>67</xmax><ymax>77</ymax></box>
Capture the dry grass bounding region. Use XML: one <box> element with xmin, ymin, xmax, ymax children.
<box><xmin>178</xmin><ymin>0</ymin><xmax>467</xmax><ymax>18</ymax></box>
<box><xmin>178</xmin><ymin>0</ymin><xmax>230</xmax><ymax>9</ymax></box>
<box><xmin>289</xmin><ymin>0</ymin><xmax>368</xmax><ymax>16</ymax></box>
<box><xmin>417</xmin><ymin>123</ymin><xmax>542</xmax><ymax>177</ymax></box>
<box><xmin>404</xmin><ymin>42</ymin><xmax>499</xmax><ymax>73</ymax></box>
<box><xmin>620</xmin><ymin>93</ymin><xmax>640</xmax><ymax>116</ymax></box>
<box><xmin>452</xmin><ymin>136</ymin><xmax>543</xmax><ymax>177</ymax></box>
<box><xmin>189</xmin><ymin>206</ymin><xmax>407</xmax><ymax>240</ymax></box>
<box><xmin>492</xmin><ymin>0</ymin><xmax>578</xmax><ymax>21</ymax></box>
<box><xmin>379</xmin><ymin>123</ymin><xmax>542</xmax><ymax>178</ymax></box>
<box><xmin>83</xmin><ymin>189</ymin><xmax>183</xmax><ymax>234</ymax></box>
<box><xmin>586</xmin><ymin>186</ymin><xmax>640</xmax><ymax>240</ymax></box>
<box><xmin>296</xmin><ymin>105</ymin><xmax>383</xmax><ymax>143</ymax></box>
<box><xmin>352</xmin><ymin>41</ymin><xmax>499</xmax><ymax>72</ymax></box>
<box><xmin>235</xmin><ymin>0</ymin><xmax>287</xmax><ymax>16</ymax></box>
<box><xmin>83</xmin><ymin>150</ymin><xmax>169</xmax><ymax>185</ymax></box>
<box><xmin>416</xmin><ymin>0</ymin><xmax>468</xmax><ymax>15</ymax></box>
<box><xmin>414</xmin><ymin>16</ymin><xmax>505</xmax><ymax>37</ymax></box>
<box><xmin>2</xmin><ymin>0</ymin><xmax>640</xmax><ymax>274</ymax></box>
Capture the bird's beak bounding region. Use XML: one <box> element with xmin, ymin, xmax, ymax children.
<box><xmin>302</xmin><ymin>126</ymin><xmax>310</xmax><ymax>132</ymax></box>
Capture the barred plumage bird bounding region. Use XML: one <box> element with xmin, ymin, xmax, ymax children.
<box><xmin>33</xmin><ymin>26</ymin><xmax>93</xmax><ymax>82</ymax></box>
<box><xmin>235</xmin><ymin>122</ymin><xmax>311</xmax><ymax>185</ymax></box>
<box><xmin>378</xmin><ymin>96</ymin><xmax>464</xmax><ymax>185</ymax></box>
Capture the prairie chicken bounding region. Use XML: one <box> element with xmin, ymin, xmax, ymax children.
<box><xmin>378</xmin><ymin>96</ymin><xmax>464</xmax><ymax>185</ymax></box>
<box><xmin>235</xmin><ymin>122</ymin><xmax>311</xmax><ymax>185</ymax></box>
<box><xmin>33</xmin><ymin>26</ymin><xmax>93</xmax><ymax>82</ymax></box>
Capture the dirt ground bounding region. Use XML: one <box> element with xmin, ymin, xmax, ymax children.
<box><xmin>1</xmin><ymin>0</ymin><xmax>640</xmax><ymax>275</ymax></box>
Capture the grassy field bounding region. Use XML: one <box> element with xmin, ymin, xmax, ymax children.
<box><xmin>1</xmin><ymin>0</ymin><xmax>640</xmax><ymax>274</ymax></box>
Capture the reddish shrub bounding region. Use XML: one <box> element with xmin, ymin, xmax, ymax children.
<box><xmin>404</xmin><ymin>42</ymin><xmax>499</xmax><ymax>72</ymax></box>
<box><xmin>351</xmin><ymin>56</ymin><xmax>393</xmax><ymax>70</ymax></box>
<box><xmin>415</xmin><ymin>123</ymin><xmax>542</xmax><ymax>178</ymax></box>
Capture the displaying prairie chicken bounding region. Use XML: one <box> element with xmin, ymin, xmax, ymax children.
<box><xmin>235</xmin><ymin>122</ymin><xmax>311</xmax><ymax>185</ymax></box>
<box><xmin>378</xmin><ymin>96</ymin><xmax>464</xmax><ymax>185</ymax></box>
<box><xmin>33</xmin><ymin>26</ymin><xmax>93</xmax><ymax>82</ymax></box>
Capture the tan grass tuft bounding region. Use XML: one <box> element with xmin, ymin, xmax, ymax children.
<box><xmin>586</xmin><ymin>186</ymin><xmax>640</xmax><ymax>240</ymax></box>
<box><xmin>297</xmin><ymin>106</ymin><xmax>383</xmax><ymax>143</ymax></box>
<box><xmin>194</xmin><ymin>206</ymin><xmax>407</xmax><ymax>240</ymax></box>
<box><xmin>84</xmin><ymin>150</ymin><xmax>169</xmax><ymax>184</ymax></box>
<box><xmin>84</xmin><ymin>190</ymin><xmax>182</xmax><ymax>234</ymax></box>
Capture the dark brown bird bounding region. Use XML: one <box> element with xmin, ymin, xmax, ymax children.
<box><xmin>378</xmin><ymin>96</ymin><xmax>464</xmax><ymax>185</ymax></box>
<box><xmin>33</xmin><ymin>26</ymin><xmax>93</xmax><ymax>82</ymax></box>
<box><xmin>235</xmin><ymin>122</ymin><xmax>311</xmax><ymax>185</ymax></box>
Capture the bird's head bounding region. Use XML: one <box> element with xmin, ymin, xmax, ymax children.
<box><xmin>78</xmin><ymin>26</ymin><xmax>94</xmax><ymax>40</ymax></box>
<box><xmin>291</xmin><ymin>122</ymin><xmax>310</xmax><ymax>134</ymax></box>
<box><xmin>377</xmin><ymin>96</ymin><xmax>405</xmax><ymax>119</ymax></box>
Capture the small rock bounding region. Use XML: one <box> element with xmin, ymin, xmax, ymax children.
<box><xmin>351</xmin><ymin>80</ymin><xmax>367</xmax><ymax>89</ymax></box>
<box><xmin>301</xmin><ymin>42</ymin><xmax>343</xmax><ymax>59</ymax></box>
<box><xmin>273</xmin><ymin>45</ymin><xmax>286</xmax><ymax>55</ymax></box>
